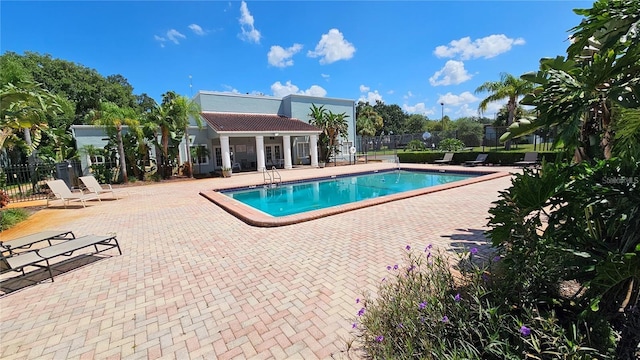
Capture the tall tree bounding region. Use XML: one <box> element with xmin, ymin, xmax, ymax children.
<box><xmin>356</xmin><ymin>105</ymin><xmax>383</xmax><ymax>137</ymax></box>
<box><xmin>0</xmin><ymin>82</ymin><xmax>61</xmax><ymax>154</ymax></box>
<box><xmin>87</xmin><ymin>102</ymin><xmax>140</xmax><ymax>183</ymax></box>
<box><xmin>475</xmin><ymin>73</ymin><xmax>533</xmax><ymax>150</ymax></box>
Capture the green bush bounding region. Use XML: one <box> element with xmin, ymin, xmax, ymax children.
<box><xmin>350</xmin><ymin>245</ymin><xmax>615</xmax><ymax>359</ymax></box>
<box><xmin>405</xmin><ymin>140</ymin><xmax>427</xmax><ymax>152</ymax></box>
<box><xmin>438</xmin><ymin>138</ymin><xmax>465</xmax><ymax>151</ymax></box>
<box><xmin>0</xmin><ymin>208</ymin><xmax>29</xmax><ymax>230</ymax></box>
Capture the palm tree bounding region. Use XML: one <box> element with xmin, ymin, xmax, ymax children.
<box><xmin>356</xmin><ymin>105</ymin><xmax>383</xmax><ymax>137</ymax></box>
<box><xmin>475</xmin><ymin>73</ymin><xmax>533</xmax><ymax>150</ymax></box>
<box><xmin>309</xmin><ymin>104</ymin><xmax>329</xmax><ymax>161</ymax></box>
<box><xmin>0</xmin><ymin>82</ymin><xmax>61</xmax><ymax>153</ymax></box>
<box><xmin>169</xmin><ymin>94</ymin><xmax>202</xmax><ymax>177</ymax></box>
<box><xmin>87</xmin><ymin>102</ymin><xmax>140</xmax><ymax>183</ymax></box>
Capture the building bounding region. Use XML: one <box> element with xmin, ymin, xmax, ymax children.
<box><xmin>72</xmin><ymin>91</ymin><xmax>356</xmax><ymax>176</ymax></box>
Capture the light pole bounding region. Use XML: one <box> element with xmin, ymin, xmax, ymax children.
<box><xmin>440</xmin><ymin>102</ymin><xmax>445</xmax><ymax>130</ymax></box>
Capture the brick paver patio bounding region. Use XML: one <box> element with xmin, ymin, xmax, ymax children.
<box><xmin>1</xmin><ymin>163</ymin><xmax>516</xmax><ymax>359</ymax></box>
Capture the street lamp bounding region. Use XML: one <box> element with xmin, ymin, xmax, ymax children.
<box><xmin>440</xmin><ymin>102</ymin><xmax>444</xmax><ymax>130</ymax></box>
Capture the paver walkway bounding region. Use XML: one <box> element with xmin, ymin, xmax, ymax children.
<box><xmin>0</xmin><ymin>163</ymin><xmax>516</xmax><ymax>359</ymax></box>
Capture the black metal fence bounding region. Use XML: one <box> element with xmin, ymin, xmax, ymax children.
<box><xmin>0</xmin><ymin>161</ymin><xmax>82</xmax><ymax>203</ymax></box>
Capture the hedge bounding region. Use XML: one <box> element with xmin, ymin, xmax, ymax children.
<box><xmin>397</xmin><ymin>151</ymin><xmax>566</xmax><ymax>165</ymax></box>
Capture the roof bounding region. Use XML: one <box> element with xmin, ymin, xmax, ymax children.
<box><xmin>200</xmin><ymin>112</ymin><xmax>322</xmax><ymax>133</ymax></box>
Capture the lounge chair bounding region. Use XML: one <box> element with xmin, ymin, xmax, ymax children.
<box><xmin>45</xmin><ymin>179</ymin><xmax>99</xmax><ymax>208</ymax></box>
<box><xmin>464</xmin><ymin>154</ymin><xmax>489</xmax><ymax>166</ymax></box>
<box><xmin>434</xmin><ymin>152</ymin><xmax>454</xmax><ymax>165</ymax></box>
<box><xmin>0</xmin><ymin>234</ymin><xmax>121</xmax><ymax>282</ymax></box>
<box><xmin>514</xmin><ymin>152</ymin><xmax>539</xmax><ymax>167</ymax></box>
<box><xmin>0</xmin><ymin>230</ymin><xmax>75</xmax><ymax>256</ymax></box>
<box><xmin>79</xmin><ymin>175</ymin><xmax>118</xmax><ymax>199</ymax></box>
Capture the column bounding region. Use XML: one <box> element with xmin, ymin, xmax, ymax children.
<box><xmin>309</xmin><ymin>134</ymin><xmax>319</xmax><ymax>167</ymax></box>
<box><xmin>283</xmin><ymin>135</ymin><xmax>292</xmax><ymax>169</ymax></box>
<box><xmin>220</xmin><ymin>136</ymin><xmax>231</xmax><ymax>169</ymax></box>
<box><xmin>255</xmin><ymin>135</ymin><xmax>265</xmax><ymax>171</ymax></box>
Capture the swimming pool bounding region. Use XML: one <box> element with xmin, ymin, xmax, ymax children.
<box><xmin>200</xmin><ymin>167</ymin><xmax>509</xmax><ymax>227</ymax></box>
<box><xmin>223</xmin><ymin>170</ymin><xmax>474</xmax><ymax>217</ymax></box>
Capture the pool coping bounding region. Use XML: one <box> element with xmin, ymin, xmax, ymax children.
<box><xmin>200</xmin><ymin>167</ymin><xmax>511</xmax><ymax>227</ymax></box>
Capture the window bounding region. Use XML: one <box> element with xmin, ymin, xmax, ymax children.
<box><xmin>215</xmin><ymin>148</ymin><xmax>222</xmax><ymax>167</ymax></box>
<box><xmin>190</xmin><ymin>145</ymin><xmax>209</xmax><ymax>165</ymax></box>
<box><xmin>296</xmin><ymin>142</ymin><xmax>309</xmax><ymax>158</ymax></box>
<box><xmin>274</xmin><ymin>145</ymin><xmax>281</xmax><ymax>161</ymax></box>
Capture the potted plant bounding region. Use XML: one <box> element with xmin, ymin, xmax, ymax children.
<box><xmin>318</xmin><ymin>161</ymin><xmax>325</xmax><ymax>168</ymax></box>
<box><xmin>221</xmin><ymin>167</ymin><xmax>232</xmax><ymax>178</ymax></box>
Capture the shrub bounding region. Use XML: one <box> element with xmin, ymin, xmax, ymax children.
<box><xmin>349</xmin><ymin>245</ymin><xmax>615</xmax><ymax>359</ymax></box>
<box><xmin>0</xmin><ymin>208</ymin><xmax>29</xmax><ymax>230</ymax></box>
<box><xmin>438</xmin><ymin>138</ymin><xmax>465</xmax><ymax>151</ymax></box>
<box><xmin>0</xmin><ymin>190</ymin><xmax>9</xmax><ymax>208</ymax></box>
<box><xmin>405</xmin><ymin>140</ymin><xmax>427</xmax><ymax>152</ymax></box>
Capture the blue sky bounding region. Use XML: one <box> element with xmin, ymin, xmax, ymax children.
<box><xmin>1</xmin><ymin>0</ymin><xmax>592</xmax><ymax>119</ymax></box>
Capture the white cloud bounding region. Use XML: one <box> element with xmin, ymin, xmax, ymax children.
<box><xmin>308</xmin><ymin>28</ymin><xmax>356</xmax><ymax>64</ymax></box>
<box><xmin>271</xmin><ymin>81</ymin><xmax>327</xmax><ymax>98</ymax></box>
<box><xmin>154</xmin><ymin>35</ymin><xmax>166</xmax><ymax>48</ymax></box>
<box><xmin>429</xmin><ymin>60</ymin><xmax>472</xmax><ymax>86</ymax></box>
<box><xmin>239</xmin><ymin>1</ymin><xmax>261</xmax><ymax>44</ymax></box>
<box><xmin>434</xmin><ymin>34</ymin><xmax>525</xmax><ymax>60</ymax></box>
<box><xmin>437</xmin><ymin>91</ymin><xmax>478</xmax><ymax>106</ymax></box>
<box><xmin>358</xmin><ymin>90</ymin><xmax>383</xmax><ymax>104</ymax></box>
<box><xmin>166</xmin><ymin>29</ymin><xmax>186</xmax><ymax>44</ymax></box>
<box><xmin>321</xmin><ymin>73</ymin><xmax>330</xmax><ymax>80</ymax></box>
<box><xmin>359</xmin><ymin>85</ymin><xmax>370</xmax><ymax>92</ymax></box>
<box><xmin>189</xmin><ymin>24</ymin><xmax>205</xmax><ymax>36</ymax></box>
<box><xmin>403</xmin><ymin>103</ymin><xmax>434</xmax><ymax>116</ymax></box>
<box><xmin>456</xmin><ymin>104</ymin><xmax>482</xmax><ymax>118</ymax></box>
<box><xmin>267</xmin><ymin>44</ymin><xmax>303</xmax><ymax>68</ymax></box>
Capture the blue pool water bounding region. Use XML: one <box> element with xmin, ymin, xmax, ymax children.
<box><xmin>222</xmin><ymin>170</ymin><xmax>476</xmax><ymax>217</ymax></box>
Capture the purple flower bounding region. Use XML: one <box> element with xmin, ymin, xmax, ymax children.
<box><xmin>454</xmin><ymin>293</ymin><xmax>461</xmax><ymax>302</ymax></box>
<box><xmin>418</xmin><ymin>301</ymin><xmax>427</xmax><ymax>309</ymax></box>
<box><xmin>357</xmin><ymin>308</ymin><xmax>365</xmax><ymax>316</ymax></box>
<box><xmin>381</xmin><ymin>277</ymin><xmax>386</xmax><ymax>282</ymax></box>
<box><xmin>420</xmin><ymin>317</ymin><xmax>425</xmax><ymax>323</ymax></box>
<box><xmin>352</xmin><ymin>322</ymin><xmax>357</xmax><ymax>329</ymax></box>
<box><xmin>386</xmin><ymin>265</ymin><xmax>392</xmax><ymax>270</ymax></box>
<box><xmin>424</xmin><ymin>244</ymin><xmax>433</xmax><ymax>252</ymax></box>
<box><xmin>426</xmin><ymin>252</ymin><xmax>432</xmax><ymax>259</ymax></box>
<box><xmin>408</xmin><ymin>265</ymin><xmax>415</xmax><ymax>272</ymax></box>
<box><xmin>441</xmin><ymin>315</ymin><xmax>449</xmax><ymax>323</ymax></box>
<box><xmin>397</xmin><ymin>323</ymin><xmax>404</xmax><ymax>328</ymax></box>
<box><xmin>519</xmin><ymin>325</ymin><xmax>531</xmax><ymax>336</ymax></box>
<box><xmin>470</xmin><ymin>247</ymin><xmax>479</xmax><ymax>255</ymax></box>
<box><xmin>493</xmin><ymin>255</ymin><xmax>501</xmax><ymax>262</ymax></box>
<box><xmin>393</xmin><ymin>264</ymin><xmax>399</xmax><ymax>270</ymax></box>
<box><xmin>375</xmin><ymin>335</ymin><xmax>384</xmax><ymax>342</ymax></box>
<box><xmin>405</xmin><ymin>245</ymin><xmax>411</xmax><ymax>251</ymax></box>
<box><xmin>482</xmin><ymin>273</ymin><xmax>490</xmax><ymax>282</ymax></box>
<box><xmin>356</xmin><ymin>298</ymin><xmax>360</xmax><ymax>304</ymax></box>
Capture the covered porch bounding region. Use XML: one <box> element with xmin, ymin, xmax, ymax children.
<box><xmin>200</xmin><ymin>112</ymin><xmax>322</xmax><ymax>173</ymax></box>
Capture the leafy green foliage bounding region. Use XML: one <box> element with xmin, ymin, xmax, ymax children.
<box><xmin>0</xmin><ymin>208</ymin><xmax>29</xmax><ymax>230</ymax></box>
<box><xmin>437</xmin><ymin>138</ymin><xmax>464</xmax><ymax>151</ymax></box>
<box><xmin>351</xmin><ymin>246</ymin><xmax>613</xmax><ymax>359</ymax></box>
<box><xmin>404</xmin><ymin>140</ymin><xmax>427</xmax><ymax>152</ymax></box>
<box><xmin>487</xmin><ymin>159</ymin><xmax>640</xmax><ymax>357</ymax></box>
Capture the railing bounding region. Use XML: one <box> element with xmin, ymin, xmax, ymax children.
<box><xmin>1</xmin><ymin>163</ymin><xmax>56</xmax><ymax>203</ymax></box>
<box><xmin>262</xmin><ymin>166</ymin><xmax>282</xmax><ymax>188</ymax></box>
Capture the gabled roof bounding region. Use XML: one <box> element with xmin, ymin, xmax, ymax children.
<box><xmin>201</xmin><ymin>112</ymin><xmax>321</xmax><ymax>133</ymax></box>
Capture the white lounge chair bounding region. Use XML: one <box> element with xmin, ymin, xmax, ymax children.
<box><xmin>79</xmin><ymin>175</ymin><xmax>118</xmax><ymax>199</ymax></box>
<box><xmin>45</xmin><ymin>179</ymin><xmax>99</xmax><ymax>208</ymax></box>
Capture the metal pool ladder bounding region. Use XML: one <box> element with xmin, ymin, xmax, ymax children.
<box><xmin>263</xmin><ymin>166</ymin><xmax>282</xmax><ymax>188</ymax></box>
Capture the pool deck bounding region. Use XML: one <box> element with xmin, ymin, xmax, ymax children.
<box><xmin>1</xmin><ymin>163</ymin><xmax>518</xmax><ymax>359</ymax></box>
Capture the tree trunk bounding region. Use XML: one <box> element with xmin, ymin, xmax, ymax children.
<box><xmin>184</xmin><ymin>126</ymin><xmax>193</xmax><ymax>178</ymax></box>
<box><xmin>505</xmin><ymin>99</ymin><xmax>516</xmax><ymax>151</ymax></box>
<box><xmin>116</xmin><ymin>128</ymin><xmax>128</xmax><ymax>183</ymax></box>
